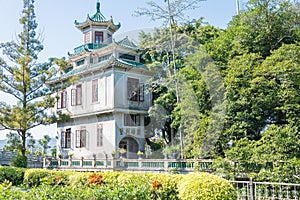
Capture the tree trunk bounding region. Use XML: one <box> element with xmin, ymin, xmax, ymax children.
<box><xmin>21</xmin><ymin>130</ymin><xmax>26</xmax><ymax>157</ymax></box>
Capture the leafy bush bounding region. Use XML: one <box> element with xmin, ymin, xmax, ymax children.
<box><xmin>11</xmin><ymin>155</ymin><xmax>27</xmax><ymax>168</ymax></box>
<box><xmin>88</xmin><ymin>173</ymin><xmax>103</xmax><ymax>185</ymax></box>
<box><xmin>20</xmin><ymin>169</ymin><xmax>237</xmax><ymax>199</ymax></box>
<box><xmin>0</xmin><ymin>166</ymin><xmax>25</xmax><ymax>186</ymax></box>
<box><xmin>68</xmin><ymin>172</ymin><xmax>90</xmax><ymax>187</ymax></box>
<box><xmin>0</xmin><ymin>181</ymin><xmax>24</xmax><ymax>199</ymax></box>
<box><xmin>24</xmin><ymin>169</ymin><xmax>70</xmax><ymax>187</ymax></box>
<box><xmin>150</xmin><ymin>174</ymin><xmax>181</xmax><ymax>200</ymax></box>
<box><xmin>177</xmin><ymin>172</ymin><xmax>237</xmax><ymax>200</ymax></box>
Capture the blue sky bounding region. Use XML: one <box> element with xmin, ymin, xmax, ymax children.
<box><xmin>0</xmin><ymin>0</ymin><xmax>237</xmax><ymax>139</ymax></box>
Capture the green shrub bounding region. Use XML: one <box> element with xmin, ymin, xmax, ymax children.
<box><xmin>0</xmin><ymin>166</ymin><xmax>25</xmax><ymax>186</ymax></box>
<box><xmin>11</xmin><ymin>155</ymin><xmax>28</xmax><ymax>168</ymax></box>
<box><xmin>24</xmin><ymin>169</ymin><xmax>70</xmax><ymax>187</ymax></box>
<box><xmin>68</xmin><ymin>171</ymin><xmax>91</xmax><ymax>187</ymax></box>
<box><xmin>0</xmin><ymin>181</ymin><xmax>25</xmax><ymax>199</ymax></box>
<box><xmin>21</xmin><ymin>170</ymin><xmax>237</xmax><ymax>199</ymax></box>
<box><xmin>177</xmin><ymin>172</ymin><xmax>237</xmax><ymax>200</ymax></box>
<box><xmin>150</xmin><ymin>174</ymin><xmax>181</xmax><ymax>200</ymax></box>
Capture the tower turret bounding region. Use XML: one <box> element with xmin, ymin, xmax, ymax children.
<box><xmin>74</xmin><ymin>2</ymin><xmax>121</xmax><ymax>45</ymax></box>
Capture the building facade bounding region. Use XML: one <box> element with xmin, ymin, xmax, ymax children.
<box><xmin>48</xmin><ymin>2</ymin><xmax>154</xmax><ymax>159</ymax></box>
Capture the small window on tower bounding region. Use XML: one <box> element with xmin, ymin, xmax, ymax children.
<box><xmin>95</xmin><ymin>31</ymin><xmax>103</xmax><ymax>44</ymax></box>
<box><xmin>76</xmin><ymin>59</ymin><xmax>85</xmax><ymax>66</ymax></box>
<box><xmin>107</xmin><ymin>33</ymin><xmax>112</xmax><ymax>43</ymax></box>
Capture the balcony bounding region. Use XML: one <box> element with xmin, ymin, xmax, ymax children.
<box><xmin>72</xmin><ymin>43</ymin><xmax>109</xmax><ymax>55</ymax></box>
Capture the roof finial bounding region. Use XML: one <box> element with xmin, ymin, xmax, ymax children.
<box><xmin>96</xmin><ymin>1</ymin><xmax>100</xmax><ymax>13</ymax></box>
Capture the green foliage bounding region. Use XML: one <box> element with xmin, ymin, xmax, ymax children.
<box><xmin>0</xmin><ymin>166</ymin><xmax>25</xmax><ymax>186</ymax></box>
<box><xmin>17</xmin><ymin>170</ymin><xmax>236</xmax><ymax>199</ymax></box>
<box><xmin>150</xmin><ymin>174</ymin><xmax>181</xmax><ymax>199</ymax></box>
<box><xmin>23</xmin><ymin>169</ymin><xmax>71</xmax><ymax>187</ymax></box>
<box><xmin>38</xmin><ymin>135</ymin><xmax>51</xmax><ymax>155</ymax></box>
<box><xmin>0</xmin><ymin>181</ymin><xmax>24</xmax><ymax>199</ymax></box>
<box><xmin>0</xmin><ymin>0</ymin><xmax>60</xmax><ymax>157</ymax></box>
<box><xmin>11</xmin><ymin>155</ymin><xmax>28</xmax><ymax>168</ymax></box>
<box><xmin>3</xmin><ymin>132</ymin><xmax>22</xmax><ymax>152</ymax></box>
<box><xmin>251</xmin><ymin>158</ymin><xmax>300</xmax><ymax>183</ymax></box>
<box><xmin>177</xmin><ymin>173</ymin><xmax>237</xmax><ymax>200</ymax></box>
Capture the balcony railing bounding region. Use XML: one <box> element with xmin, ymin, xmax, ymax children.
<box><xmin>73</xmin><ymin>43</ymin><xmax>108</xmax><ymax>55</ymax></box>
<box><xmin>43</xmin><ymin>157</ymin><xmax>213</xmax><ymax>174</ymax></box>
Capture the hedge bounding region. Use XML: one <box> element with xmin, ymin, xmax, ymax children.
<box><xmin>178</xmin><ymin>173</ymin><xmax>237</xmax><ymax>200</ymax></box>
<box><xmin>0</xmin><ymin>166</ymin><xmax>25</xmax><ymax>186</ymax></box>
<box><xmin>21</xmin><ymin>169</ymin><xmax>236</xmax><ymax>199</ymax></box>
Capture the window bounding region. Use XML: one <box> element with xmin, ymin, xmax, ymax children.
<box><xmin>127</xmin><ymin>78</ymin><xmax>144</xmax><ymax>102</ymax></box>
<box><xmin>139</xmin><ymin>84</ymin><xmax>144</xmax><ymax>102</ymax></box>
<box><xmin>84</xmin><ymin>32</ymin><xmax>90</xmax><ymax>44</ymax></box>
<box><xmin>107</xmin><ymin>33</ymin><xmax>112</xmax><ymax>43</ymax></box>
<box><xmin>90</xmin><ymin>58</ymin><xmax>93</xmax><ymax>64</ymax></box>
<box><xmin>97</xmin><ymin>124</ymin><xmax>103</xmax><ymax>147</ymax></box>
<box><xmin>92</xmin><ymin>79</ymin><xmax>98</xmax><ymax>102</ymax></box>
<box><xmin>98</xmin><ymin>54</ymin><xmax>111</xmax><ymax>63</ymax></box>
<box><xmin>76</xmin><ymin>59</ymin><xmax>85</xmax><ymax>66</ymax></box>
<box><xmin>71</xmin><ymin>84</ymin><xmax>82</xmax><ymax>106</ymax></box>
<box><xmin>124</xmin><ymin>114</ymin><xmax>140</xmax><ymax>126</ymax></box>
<box><xmin>119</xmin><ymin>53</ymin><xmax>135</xmax><ymax>61</ymax></box>
<box><xmin>57</xmin><ymin>91</ymin><xmax>67</xmax><ymax>109</ymax></box>
<box><xmin>61</xmin><ymin>128</ymin><xmax>71</xmax><ymax>148</ymax></box>
<box><xmin>76</xmin><ymin>128</ymin><xmax>86</xmax><ymax>148</ymax></box>
<box><xmin>95</xmin><ymin>31</ymin><xmax>103</xmax><ymax>44</ymax></box>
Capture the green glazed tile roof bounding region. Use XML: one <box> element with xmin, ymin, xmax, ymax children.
<box><xmin>116</xmin><ymin>36</ymin><xmax>138</xmax><ymax>49</ymax></box>
<box><xmin>48</xmin><ymin>56</ymin><xmax>147</xmax><ymax>84</ymax></box>
<box><xmin>90</xmin><ymin>2</ymin><xmax>106</xmax><ymax>22</ymax></box>
<box><xmin>74</xmin><ymin>2</ymin><xmax>120</xmax><ymax>31</ymax></box>
<box><xmin>68</xmin><ymin>43</ymin><xmax>109</xmax><ymax>57</ymax></box>
<box><xmin>115</xmin><ymin>58</ymin><xmax>145</xmax><ymax>68</ymax></box>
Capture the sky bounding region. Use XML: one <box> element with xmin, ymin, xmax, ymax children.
<box><xmin>0</xmin><ymin>0</ymin><xmax>237</xmax><ymax>139</ymax></box>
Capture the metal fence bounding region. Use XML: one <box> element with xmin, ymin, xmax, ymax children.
<box><xmin>230</xmin><ymin>179</ymin><xmax>300</xmax><ymax>200</ymax></box>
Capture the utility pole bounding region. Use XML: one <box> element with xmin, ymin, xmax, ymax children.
<box><xmin>236</xmin><ymin>0</ymin><xmax>240</xmax><ymax>14</ymax></box>
<box><xmin>166</xmin><ymin>0</ymin><xmax>183</xmax><ymax>158</ymax></box>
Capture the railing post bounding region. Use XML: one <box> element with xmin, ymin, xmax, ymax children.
<box><xmin>249</xmin><ymin>177</ymin><xmax>254</xmax><ymax>200</ymax></box>
<box><xmin>69</xmin><ymin>158</ymin><xmax>72</xmax><ymax>167</ymax></box>
<box><xmin>164</xmin><ymin>159</ymin><xmax>169</xmax><ymax>172</ymax></box>
<box><xmin>58</xmin><ymin>158</ymin><xmax>61</xmax><ymax>168</ymax></box>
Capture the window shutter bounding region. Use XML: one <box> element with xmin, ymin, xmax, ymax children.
<box><xmin>66</xmin><ymin>129</ymin><xmax>71</xmax><ymax>148</ymax></box>
<box><xmin>80</xmin><ymin>129</ymin><xmax>86</xmax><ymax>147</ymax></box>
<box><xmin>62</xmin><ymin>91</ymin><xmax>67</xmax><ymax>108</ymax></box>
<box><xmin>71</xmin><ymin>89</ymin><xmax>76</xmax><ymax>106</ymax></box>
<box><xmin>97</xmin><ymin>124</ymin><xmax>103</xmax><ymax>147</ymax></box>
<box><xmin>61</xmin><ymin>131</ymin><xmax>66</xmax><ymax>148</ymax></box>
<box><xmin>92</xmin><ymin>79</ymin><xmax>98</xmax><ymax>102</ymax></box>
<box><xmin>76</xmin><ymin>85</ymin><xmax>82</xmax><ymax>105</ymax></box>
<box><xmin>139</xmin><ymin>84</ymin><xmax>144</xmax><ymax>102</ymax></box>
<box><xmin>76</xmin><ymin>130</ymin><xmax>81</xmax><ymax>148</ymax></box>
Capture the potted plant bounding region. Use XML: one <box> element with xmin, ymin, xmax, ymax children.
<box><xmin>119</xmin><ymin>148</ymin><xmax>126</xmax><ymax>158</ymax></box>
<box><xmin>57</xmin><ymin>153</ymin><xmax>62</xmax><ymax>159</ymax></box>
<box><xmin>137</xmin><ymin>150</ymin><xmax>144</xmax><ymax>159</ymax></box>
<box><xmin>68</xmin><ymin>152</ymin><xmax>74</xmax><ymax>159</ymax></box>
<box><xmin>162</xmin><ymin>146</ymin><xmax>172</xmax><ymax>159</ymax></box>
<box><xmin>111</xmin><ymin>151</ymin><xmax>116</xmax><ymax>158</ymax></box>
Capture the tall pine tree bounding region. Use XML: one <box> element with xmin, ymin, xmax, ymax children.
<box><xmin>0</xmin><ymin>0</ymin><xmax>58</xmax><ymax>160</ymax></box>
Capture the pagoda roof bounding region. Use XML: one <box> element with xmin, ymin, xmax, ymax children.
<box><xmin>74</xmin><ymin>2</ymin><xmax>120</xmax><ymax>32</ymax></box>
<box><xmin>68</xmin><ymin>36</ymin><xmax>141</xmax><ymax>57</ymax></box>
<box><xmin>115</xmin><ymin>36</ymin><xmax>139</xmax><ymax>50</ymax></box>
<box><xmin>48</xmin><ymin>56</ymin><xmax>151</xmax><ymax>84</ymax></box>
